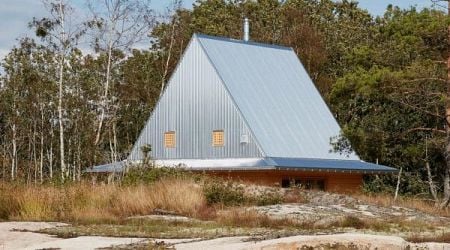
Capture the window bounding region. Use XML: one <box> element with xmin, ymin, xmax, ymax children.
<box><xmin>281</xmin><ymin>178</ymin><xmax>326</xmax><ymax>190</ymax></box>
<box><xmin>164</xmin><ymin>131</ymin><xmax>176</xmax><ymax>148</ymax></box>
<box><xmin>212</xmin><ymin>130</ymin><xmax>224</xmax><ymax>147</ymax></box>
<box><xmin>281</xmin><ymin>179</ymin><xmax>290</xmax><ymax>188</ymax></box>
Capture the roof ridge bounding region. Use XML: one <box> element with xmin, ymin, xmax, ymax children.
<box><xmin>194</xmin><ymin>33</ymin><xmax>293</xmax><ymax>51</ymax></box>
<box><xmin>268</xmin><ymin>156</ymin><xmax>363</xmax><ymax>162</ymax></box>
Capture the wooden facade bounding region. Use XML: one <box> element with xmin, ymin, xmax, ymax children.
<box><xmin>202</xmin><ymin>170</ymin><xmax>363</xmax><ymax>193</ymax></box>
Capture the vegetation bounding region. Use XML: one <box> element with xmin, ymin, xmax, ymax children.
<box><xmin>1</xmin><ymin>168</ymin><xmax>448</xmax><ymax>242</ymax></box>
<box><xmin>0</xmin><ymin>0</ymin><xmax>450</xmax><ymax>202</ymax></box>
<box><xmin>0</xmin><ymin>178</ymin><xmax>205</xmax><ymax>222</ymax></box>
<box><xmin>0</xmin><ymin>167</ymin><xmax>285</xmax><ymax>222</ymax></box>
<box><xmin>407</xmin><ymin>232</ymin><xmax>450</xmax><ymax>243</ymax></box>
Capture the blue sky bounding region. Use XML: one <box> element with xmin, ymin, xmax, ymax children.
<box><xmin>0</xmin><ymin>0</ymin><xmax>437</xmax><ymax>61</ymax></box>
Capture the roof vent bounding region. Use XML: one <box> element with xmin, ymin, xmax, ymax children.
<box><xmin>243</xmin><ymin>17</ymin><xmax>249</xmax><ymax>42</ymax></box>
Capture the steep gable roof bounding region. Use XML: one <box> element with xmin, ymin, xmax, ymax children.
<box><xmin>195</xmin><ymin>34</ymin><xmax>358</xmax><ymax>160</ymax></box>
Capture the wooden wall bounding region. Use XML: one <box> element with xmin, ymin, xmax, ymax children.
<box><xmin>201</xmin><ymin>169</ymin><xmax>363</xmax><ymax>193</ymax></box>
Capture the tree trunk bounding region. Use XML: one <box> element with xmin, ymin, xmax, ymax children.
<box><xmin>394</xmin><ymin>166</ymin><xmax>403</xmax><ymax>201</ymax></box>
<box><xmin>94</xmin><ymin>42</ymin><xmax>113</xmax><ymax>146</ymax></box>
<box><xmin>77</xmin><ymin>138</ymin><xmax>81</xmax><ymax>181</ymax></box>
<box><xmin>11</xmin><ymin>123</ymin><xmax>17</xmax><ymax>181</ymax></box>
<box><xmin>58</xmin><ymin>0</ymin><xmax>66</xmax><ymax>181</ymax></box>
<box><xmin>425</xmin><ymin>161</ymin><xmax>438</xmax><ymax>202</ymax></box>
<box><xmin>109</xmin><ymin>126</ymin><xmax>114</xmax><ymax>163</ymax></box>
<box><xmin>48</xmin><ymin>122</ymin><xmax>54</xmax><ymax>180</ymax></box>
<box><xmin>160</xmin><ymin>18</ymin><xmax>176</xmax><ymax>97</ymax></box>
<box><xmin>113</xmin><ymin>121</ymin><xmax>118</xmax><ymax>162</ymax></box>
<box><xmin>40</xmin><ymin>106</ymin><xmax>44</xmax><ymax>183</ymax></box>
<box><xmin>33</xmin><ymin>120</ymin><xmax>37</xmax><ymax>184</ymax></box>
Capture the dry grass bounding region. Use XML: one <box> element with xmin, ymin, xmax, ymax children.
<box><xmin>407</xmin><ymin>232</ymin><xmax>450</xmax><ymax>243</ymax></box>
<box><xmin>352</xmin><ymin>193</ymin><xmax>450</xmax><ymax>217</ymax></box>
<box><xmin>216</xmin><ymin>208</ymin><xmax>299</xmax><ymax>229</ymax></box>
<box><xmin>0</xmin><ymin>178</ymin><xmax>206</xmax><ymax>223</ymax></box>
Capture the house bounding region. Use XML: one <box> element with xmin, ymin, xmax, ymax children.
<box><xmin>90</xmin><ymin>23</ymin><xmax>396</xmax><ymax>191</ymax></box>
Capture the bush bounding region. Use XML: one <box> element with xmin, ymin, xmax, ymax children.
<box><xmin>253</xmin><ymin>191</ymin><xmax>283</xmax><ymax>206</ymax></box>
<box><xmin>203</xmin><ymin>180</ymin><xmax>245</xmax><ymax>206</ymax></box>
<box><xmin>203</xmin><ymin>180</ymin><xmax>284</xmax><ymax>206</ymax></box>
<box><xmin>121</xmin><ymin>165</ymin><xmax>198</xmax><ymax>186</ymax></box>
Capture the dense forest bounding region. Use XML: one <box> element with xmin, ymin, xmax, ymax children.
<box><xmin>0</xmin><ymin>0</ymin><xmax>449</xmax><ymax>198</ymax></box>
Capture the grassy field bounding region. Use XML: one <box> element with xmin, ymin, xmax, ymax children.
<box><xmin>1</xmin><ymin>168</ymin><xmax>449</xmax><ymax>244</ymax></box>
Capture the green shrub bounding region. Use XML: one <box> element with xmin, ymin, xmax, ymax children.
<box><xmin>121</xmin><ymin>165</ymin><xmax>198</xmax><ymax>186</ymax></box>
<box><xmin>203</xmin><ymin>180</ymin><xmax>245</xmax><ymax>206</ymax></box>
<box><xmin>254</xmin><ymin>191</ymin><xmax>283</xmax><ymax>206</ymax></box>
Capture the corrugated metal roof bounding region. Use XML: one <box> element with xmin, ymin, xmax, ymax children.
<box><xmin>87</xmin><ymin>157</ymin><xmax>396</xmax><ymax>173</ymax></box>
<box><xmin>86</xmin><ymin>161</ymin><xmax>126</xmax><ymax>173</ymax></box>
<box><xmin>129</xmin><ymin>37</ymin><xmax>263</xmax><ymax>161</ymax></box>
<box><xmin>196</xmin><ymin>34</ymin><xmax>359</xmax><ymax>160</ymax></box>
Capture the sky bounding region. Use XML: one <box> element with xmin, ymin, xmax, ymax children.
<box><xmin>0</xmin><ymin>0</ymin><xmax>437</xmax><ymax>63</ymax></box>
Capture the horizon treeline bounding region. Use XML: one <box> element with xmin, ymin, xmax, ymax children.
<box><xmin>0</xmin><ymin>0</ymin><xmax>449</xmax><ymax>198</ymax></box>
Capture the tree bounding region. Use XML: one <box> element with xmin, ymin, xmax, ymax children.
<box><xmin>1</xmin><ymin>38</ymin><xmax>57</xmax><ymax>182</ymax></box>
<box><xmin>30</xmin><ymin>0</ymin><xmax>85</xmax><ymax>181</ymax></box>
<box><xmin>86</xmin><ymin>0</ymin><xmax>154</xmax><ymax>163</ymax></box>
<box><xmin>330</xmin><ymin>6</ymin><xmax>449</xmax><ymax>199</ymax></box>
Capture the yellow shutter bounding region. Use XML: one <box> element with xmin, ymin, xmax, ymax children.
<box><xmin>164</xmin><ymin>131</ymin><xmax>176</xmax><ymax>148</ymax></box>
<box><xmin>212</xmin><ymin>130</ymin><xmax>224</xmax><ymax>147</ymax></box>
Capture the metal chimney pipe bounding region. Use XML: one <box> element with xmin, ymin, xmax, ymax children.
<box><xmin>243</xmin><ymin>17</ymin><xmax>249</xmax><ymax>42</ymax></box>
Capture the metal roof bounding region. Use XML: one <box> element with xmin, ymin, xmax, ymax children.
<box><xmin>128</xmin><ymin>37</ymin><xmax>263</xmax><ymax>161</ymax></box>
<box><xmin>89</xmin><ymin>34</ymin><xmax>396</xmax><ymax>174</ymax></box>
<box><xmin>86</xmin><ymin>161</ymin><xmax>126</xmax><ymax>173</ymax></box>
<box><xmin>196</xmin><ymin>34</ymin><xmax>359</xmax><ymax>160</ymax></box>
<box><xmin>87</xmin><ymin>157</ymin><xmax>396</xmax><ymax>173</ymax></box>
<box><xmin>267</xmin><ymin>157</ymin><xmax>396</xmax><ymax>173</ymax></box>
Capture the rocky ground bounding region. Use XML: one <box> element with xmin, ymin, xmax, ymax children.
<box><xmin>0</xmin><ymin>222</ymin><xmax>149</xmax><ymax>250</ymax></box>
<box><xmin>2</xmin><ymin>222</ymin><xmax>449</xmax><ymax>250</ymax></box>
<box><xmin>254</xmin><ymin>191</ymin><xmax>448</xmax><ymax>224</ymax></box>
<box><xmin>173</xmin><ymin>234</ymin><xmax>449</xmax><ymax>250</ymax></box>
<box><xmin>2</xmin><ymin>190</ymin><xmax>450</xmax><ymax>249</ymax></box>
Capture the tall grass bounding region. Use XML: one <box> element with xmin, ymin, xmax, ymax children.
<box><xmin>0</xmin><ymin>178</ymin><xmax>206</xmax><ymax>223</ymax></box>
<box><xmin>352</xmin><ymin>193</ymin><xmax>450</xmax><ymax>217</ymax></box>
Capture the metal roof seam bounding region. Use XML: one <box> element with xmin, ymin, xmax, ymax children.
<box><xmin>127</xmin><ymin>35</ymin><xmax>198</xmax><ymax>161</ymax></box>
<box><xmin>196</xmin><ymin>35</ymin><xmax>268</xmax><ymax>158</ymax></box>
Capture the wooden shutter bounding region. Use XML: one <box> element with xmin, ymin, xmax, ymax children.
<box><xmin>164</xmin><ymin>131</ymin><xmax>176</xmax><ymax>148</ymax></box>
<box><xmin>212</xmin><ymin>130</ymin><xmax>224</xmax><ymax>147</ymax></box>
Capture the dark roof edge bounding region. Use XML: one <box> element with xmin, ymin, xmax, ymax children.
<box><xmin>194</xmin><ymin>33</ymin><xmax>293</xmax><ymax>51</ymax></box>
<box><xmin>274</xmin><ymin>166</ymin><xmax>397</xmax><ymax>174</ymax></box>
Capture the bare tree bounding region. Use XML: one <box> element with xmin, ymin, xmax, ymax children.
<box><xmin>394</xmin><ymin>166</ymin><xmax>403</xmax><ymax>201</ymax></box>
<box><xmin>86</xmin><ymin>0</ymin><xmax>154</xmax><ymax>158</ymax></box>
<box><xmin>159</xmin><ymin>0</ymin><xmax>182</xmax><ymax>97</ymax></box>
<box><xmin>424</xmin><ymin>136</ymin><xmax>439</xmax><ymax>202</ymax></box>
<box><xmin>30</xmin><ymin>0</ymin><xmax>85</xmax><ymax>181</ymax></box>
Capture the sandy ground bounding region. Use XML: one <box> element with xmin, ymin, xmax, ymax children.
<box><xmin>0</xmin><ymin>222</ymin><xmax>150</xmax><ymax>250</ymax></box>
<box><xmin>174</xmin><ymin>233</ymin><xmax>450</xmax><ymax>250</ymax></box>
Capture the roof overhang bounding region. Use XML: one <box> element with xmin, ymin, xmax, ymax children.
<box><xmin>266</xmin><ymin>157</ymin><xmax>397</xmax><ymax>174</ymax></box>
<box><xmin>86</xmin><ymin>157</ymin><xmax>397</xmax><ymax>174</ymax></box>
